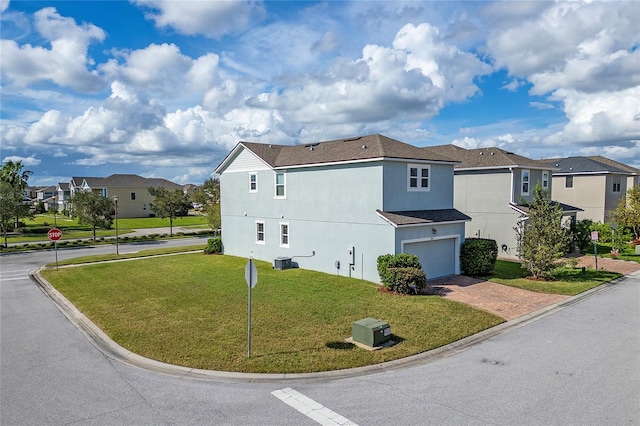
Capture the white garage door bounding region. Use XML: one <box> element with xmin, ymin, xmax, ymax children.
<box><xmin>404</xmin><ymin>238</ymin><xmax>456</xmax><ymax>279</ymax></box>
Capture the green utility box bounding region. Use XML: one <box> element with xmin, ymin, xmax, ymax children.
<box><xmin>352</xmin><ymin>318</ymin><xmax>391</xmax><ymax>347</ymax></box>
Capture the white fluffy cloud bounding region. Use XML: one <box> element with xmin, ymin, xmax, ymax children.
<box><xmin>0</xmin><ymin>7</ymin><xmax>105</xmax><ymax>92</ymax></box>
<box><xmin>485</xmin><ymin>1</ymin><xmax>640</xmax><ymax>147</ymax></box>
<box><xmin>132</xmin><ymin>0</ymin><xmax>266</xmax><ymax>38</ymax></box>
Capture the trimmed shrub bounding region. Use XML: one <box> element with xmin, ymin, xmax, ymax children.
<box><xmin>386</xmin><ymin>267</ymin><xmax>427</xmax><ymax>294</ymax></box>
<box><xmin>204</xmin><ymin>237</ymin><xmax>223</xmax><ymax>254</ymax></box>
<box><xmin>460</xmin><ymin>238</ymin><xmax>498</xmax><ymax>276</ymax></box>
<box><xmin>377</xmin><ymin>253</ymin><xmax>426</xmax><ymax>294</ymax></box>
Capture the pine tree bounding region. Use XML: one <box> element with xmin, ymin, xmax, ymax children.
<box><xmin>518</xmin><ymin>182</ymin><xmax>570</xmax><ymax>279</ymax></box>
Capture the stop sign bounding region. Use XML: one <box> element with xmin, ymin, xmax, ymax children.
<box><xmin>48</xmin><ymin>228</ymin><xmax>62</xmax><ymax>241</ymax></box>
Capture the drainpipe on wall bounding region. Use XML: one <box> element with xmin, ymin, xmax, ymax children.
<box><xmin>509</xmin><ymin>166</ymin><xmax>514</xmax><ymax>203</ymax></box>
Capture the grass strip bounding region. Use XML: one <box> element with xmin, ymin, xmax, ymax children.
<box><xmin>484</xmin><ymin>260</ymin><xmax>622</xmax><ymax>296</ymax></box>
<box><xmin>51</xmin><ymin>245</ymin><xmax>206</xmax><ymax>266</ymax></box>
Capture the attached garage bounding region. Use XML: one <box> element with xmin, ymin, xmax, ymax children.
<box><xmin>403</xmin><ymin>237</ymin><xmax>458</xmax><ymax>279</ymax></box>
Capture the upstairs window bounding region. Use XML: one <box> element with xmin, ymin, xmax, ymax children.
<box><xmin>612</xmin><ymin>176</ymin><xmax>621</xmax><ymax>192</ymax></box>
<box><xmin>275</xmin><ymin>172</ymin><xmax>286</xmax><ymax>198</ymax></box>
<box><xmin>521</xmin><ymin>169</ymin><xmax>530</xmax><ymax>195</ymax></box>
<box><xmin>566</xmin><ymin>176</ymin><xmax>573</xmax><ymax>188</ymax></box>
<box><xmin>255</xmin><ymin>221</ymin><xmax>265</xmax><ymax>244</ymax></box>
<box><xmin>407</xmin><ymin>164</ymin><xmax>430</xmax><ymax>191</ymax></box>
<box><xmin>249</xmin><ymin>172</ymin><xmax>258</xmax><ymax>193</ymax></box>
<box><xmin>130</xmin><ymin>192</ymin><xmax>136</xmax><ymax>200</ymax></box>
<box><xmin>542</xmin><ymin>171</ymin><xmax>549</xmax><ymax>189</ymax></box>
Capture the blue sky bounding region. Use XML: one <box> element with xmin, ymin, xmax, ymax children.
<box><xmin>2</xmin><ymin>0</ymin><xmax>639</xmax><ymax>186</ymax></box>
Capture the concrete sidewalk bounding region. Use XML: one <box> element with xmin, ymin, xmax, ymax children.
<box><xmin>429</xmin><ymin>255</ymin><xmax>640</xmax><ymax>321</ymax></box>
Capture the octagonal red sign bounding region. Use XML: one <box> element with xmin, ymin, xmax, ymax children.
<box><xmin>48</xmin><ymin>228</ymin><xmax>62</xmax><ymax>241</ymax></box>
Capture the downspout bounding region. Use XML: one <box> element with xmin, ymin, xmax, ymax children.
<box><xmin>509</xmin><ymin>166</ymin><xmax>514</xmax><ymax>203</ymax></box>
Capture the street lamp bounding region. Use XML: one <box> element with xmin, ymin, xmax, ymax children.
<box><xmin>113</xmin><ymin>196</ymin><xmax>119</xmax><ymax>255</ymax></box>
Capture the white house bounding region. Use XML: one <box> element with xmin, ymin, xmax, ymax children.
<box><xmin>214</xmin><ymin>134</ymin><xmax>470</xmax><ymax>283</ymax></box>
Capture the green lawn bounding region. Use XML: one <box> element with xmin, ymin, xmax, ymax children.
<box><xmin>483</xmin><ymin>260</ymin><xmax>622</xmax><ymax>295</ymax></box>
<box><xmin>6</xmin><ymin>214</ymin><xmax>209</xmax><ymax>243</ymax></box>
<box><xmin>42</xmin><ymin>254</ymin><xmax>503</xmax><ymax>374</ymax></box>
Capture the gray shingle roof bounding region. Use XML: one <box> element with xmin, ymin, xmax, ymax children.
<box><xmin>539</xmin><ymin>156</ymin><xmax>630</xmax><ymax>175</ymax></box>
<box><xmin>376</xmin><ymin>209</ymin><xmax>471</xmax><ymax>226</ymax></box>
<box><xmin>237</xmin><ymin>134</ymin><xmax>457</xmax><ymax>169</ymax></box>
<box><xmin>587</xmin><ymin>156</ymin><xmax>640</xmax><ymax>175</ymax></box>
<box><xmin>427</xmin><ymin>145</ymin><xmax>551</xmax><ymax>170</ymax></box>
<box><xmin>71</xmin><ymin>174</ymin><xmax>181</xmax><ymax>189</ymax></box>
<box><xmin>510</xmin><ymin>201</ymin><xmax>583</xmax><ymax>215</ymax></box>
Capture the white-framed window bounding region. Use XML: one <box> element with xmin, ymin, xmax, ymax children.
<box><xmin>275</xmin><ymin>172</ymin><xmax>286</xmax><ymax>198</ymax></box>
<box><xmin>255</xmin><ymin>221</ymin><xmax>265</xmax><ymax>245</ymax></box>
<box><xmin>249</xmin><ymin>172</ymin><xmax>258</xmax><ymax>193</ymax></box>
<box><xmin>521</xmin><ymin>169</ymin><xmax>530</xmax><ymax>195</ymax></box>
<box><xmin>407</xmin><ymin>164</ymin><xmax>430</xmax><ymax>191</ymax></box>
<box><xmin>542</xmin><ymin>171</ymin><xmax>549</xmax><ymax>189</ymax></box>
<box><xmin>612</xmin><ymin>176</ymin><xmax>621</xmax><ymax>192</ymax></box>
<box><xmin>130</xmin><ymin>192</ymin><xmax>136</xmax><ymax>200</ymax></box>
<box><xmin>566</xmin><ymin>176</ymin><xmax>573</xmax><ymax>188</ymax></box>
<box><xmin>279</xmin><ymin>222</ymin><xmax>289</xmax><ymax>248</ymax></box>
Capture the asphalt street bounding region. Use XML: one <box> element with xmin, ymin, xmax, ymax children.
<box><xmin>2</xmin><ymin>241</ymin><xmax>639</xmax><ymax>425</ymax></box>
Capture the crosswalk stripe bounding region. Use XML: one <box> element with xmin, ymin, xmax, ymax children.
<box><xmin>271</xmin><ymin>387</ymin><xmax>358</xmax><ymax>426</ymax></box>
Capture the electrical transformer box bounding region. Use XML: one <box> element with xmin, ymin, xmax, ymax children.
<box><xmin>352</xmin><ymin>318</ymin><xmax>391</xmax><ymax>347</ymax></box>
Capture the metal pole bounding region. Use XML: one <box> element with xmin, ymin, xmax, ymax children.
<box><xmin>248</xmin><ymin>259</ymin><xmax>252</xmax><ymax>358</ymax></box>
<box><xmin>594</xmin><ymin>242</ymin><xmax>598</xmax><ymax>272</ymax></box>
<box><xmin>114</xmin><ymin>196</ymin><xmax>119</xmax><ymax>255</ymax></box>
<box><xmin>54</xmin><ymin>241</ymin><xmax>58</xmax><ymax>271</ymax></box>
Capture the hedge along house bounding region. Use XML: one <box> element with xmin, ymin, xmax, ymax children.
<box><xmin>426</xmin><ymin>145</ymin><xmax>582</xmax><ymax>259</ymax></box>
<box><xmin>214</xmin><ymin>134</ymin><xmax>471</xmax><ymax>283</ymax></box>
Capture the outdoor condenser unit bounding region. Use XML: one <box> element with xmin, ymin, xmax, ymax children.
<box><xmin>274</xmin><ymin>256</ymin><xmax>292</xmax><ymax>270</ymax></box>
<box><xmin>352</xmin><ymin>318</ymin><xmax>391</xmax><ymax>347</ymax></box>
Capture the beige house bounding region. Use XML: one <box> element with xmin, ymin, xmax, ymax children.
<box><xmin>427</xmin><ymin>145</ymin><xmax>581</xmax><ymax>258</ymax></box>
<box><xmin>69</xmin><ymin>174</ymin><xmax>182</xmax><ymax>218</ymax></box>
<box><xmin>540</xmin><ymin>157</ymin><xmax>639</xmax><ymax>224</ymax></box>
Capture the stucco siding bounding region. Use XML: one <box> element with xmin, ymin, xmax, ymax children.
<box><xmin>551</xmin><ymin>175</ymin><xmax>607</xmax><ymax>222</ymax></box>
<box><xmin>382</xmin><ymin>161</ymin><xmax>454</xmax><ymax>211</ymax></box>
<box><xmin>108</xmin><ymin>187</ymin><xmax>156</xmax><ymax>218</ymax></box>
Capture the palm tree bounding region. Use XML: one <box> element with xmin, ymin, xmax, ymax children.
<box><xmin>0</xmin><ymin>160</ymin><xmax>33</xmax><ymax>228</ymax></box>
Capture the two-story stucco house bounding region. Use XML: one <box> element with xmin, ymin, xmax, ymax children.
<box><xmin>427</xmin><ymin>145</ymin><xmax>581</xmax><ymax>258</ymax></box>
<box><xmin>541</xmin><ymin>156</ymin><xmax>639</xmax><ymax>223</ymax></box>
<box><xmin>69</xmin><ymin>174</ymin><xmax>183</xmax><ymax>218</ymax></box>
<box><xmin>214</xmin><ymin>134</ymin><xmax>471</xmax><ymax>283</ymax></box>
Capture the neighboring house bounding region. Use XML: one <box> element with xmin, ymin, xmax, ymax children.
<box><xmin>214</xmin><ymin>134</ymin><xmax>471</xmax><ymax>283</ymax></box>
<box><xmin>56</xmin><ymin>182</ymin><xmax>71</xmax><ymax>212</ymax></box>
<box><xmin>427</xmin><ymin>145</ymin><xmax>581</xmax><ymax>258</ymax></box>
<box><xmin>540</xmin><ymin>156</ymin><xmax>639</xmax><ymax>223</ymax></box>
<box><xmin>35</xmin><ymin>186</ymin><xmax>57</xmax><ymax>211</ymax></box>
<box><xmin>69</xmin><ymin>174</ymin><xmax>182</xmax><ymax>218</ymax></box>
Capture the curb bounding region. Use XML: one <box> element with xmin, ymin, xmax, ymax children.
<box><xmin>29</xmin><ymin>267</ymin><xmax>638</xmax><ymax>384</ymax></box>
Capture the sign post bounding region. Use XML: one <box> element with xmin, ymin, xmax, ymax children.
<box><xmin>48</xmin><ymin>228</ymin><xmax>62</xmax><ymax>271</ymax></box>
<box><xmin>591</xmin><ymin>231</ymin><xmax>599</xmax><ymax>271</ymax></box>
<box><xmin>244</xmin><ymin>258</ymin><xmax>258</xmax><ymax>358</ymax></box>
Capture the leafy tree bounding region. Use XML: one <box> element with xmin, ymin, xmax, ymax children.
<box><xmin>570</xmin><ymin>219</ymin><xmax>594</xmax><ymax>252</ymax></box>
<box><xmin>517</xmin><ymin>182</ymin><xmax>571</xmax><ymax>280</ymax></box>
<box><xmin>70</xmin><ymin>191</ymin><xmax>114</xmax><ymax>241</ymax></box>
<box><xmin>0</xmin><ymin>160</ymin><xmax>33</xmax><ymax>229</ymax></box>
<box><xmin>610</xmin><ymin>185</ymin><xmax>640</xmax><ymax>240</ymax></box>
<box><xmin>191</xmin><ymin>177</ymin><xmax>221</xmax><ymax>231</ymax></box>
<box><xmin>0</xmin><ymin>181</ymin><xmax>16</xmax><ymax>247</ymax></box>
<box><xmin>148</xmin><ymin>187</ymin><xmax>191</xmax><ymax>236</ymax></box>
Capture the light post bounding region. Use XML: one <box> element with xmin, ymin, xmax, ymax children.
<box><xmin>113</xmin><ymin>196</ymin><xmax>119</xmax><ymax>255</ymax></box>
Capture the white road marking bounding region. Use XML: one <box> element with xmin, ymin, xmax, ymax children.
<box><xmin>271</xmin><ymin>387</ymin><xmax>358</xmax><ymax>426</ymax></box>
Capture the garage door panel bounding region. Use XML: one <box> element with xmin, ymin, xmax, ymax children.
<box><xmin>404</xmin><ymin>238</ymin><xmax>456</xmax><ymax>279</ymax></box>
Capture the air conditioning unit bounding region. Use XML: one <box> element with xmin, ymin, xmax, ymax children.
<box><xmin>274</xmin><ymin>256</ymin><xmax>292</xmax><ymax>270</ymax></box>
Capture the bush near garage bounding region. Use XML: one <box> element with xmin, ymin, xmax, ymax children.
<box><xmin>377</xmin><ymin>253</ymin><xmax>426</xmax><ymax>294</ymax></box>
<box><xmin>461</xmin><ymin>238</ymin><xmax>498</xmax><ymax>276</ymax></box>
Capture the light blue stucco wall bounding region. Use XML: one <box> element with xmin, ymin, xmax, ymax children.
<box><xmin>382</xmin><ymin>161</ymin><xmax>454</xmax><ymax>211</ymax></box>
